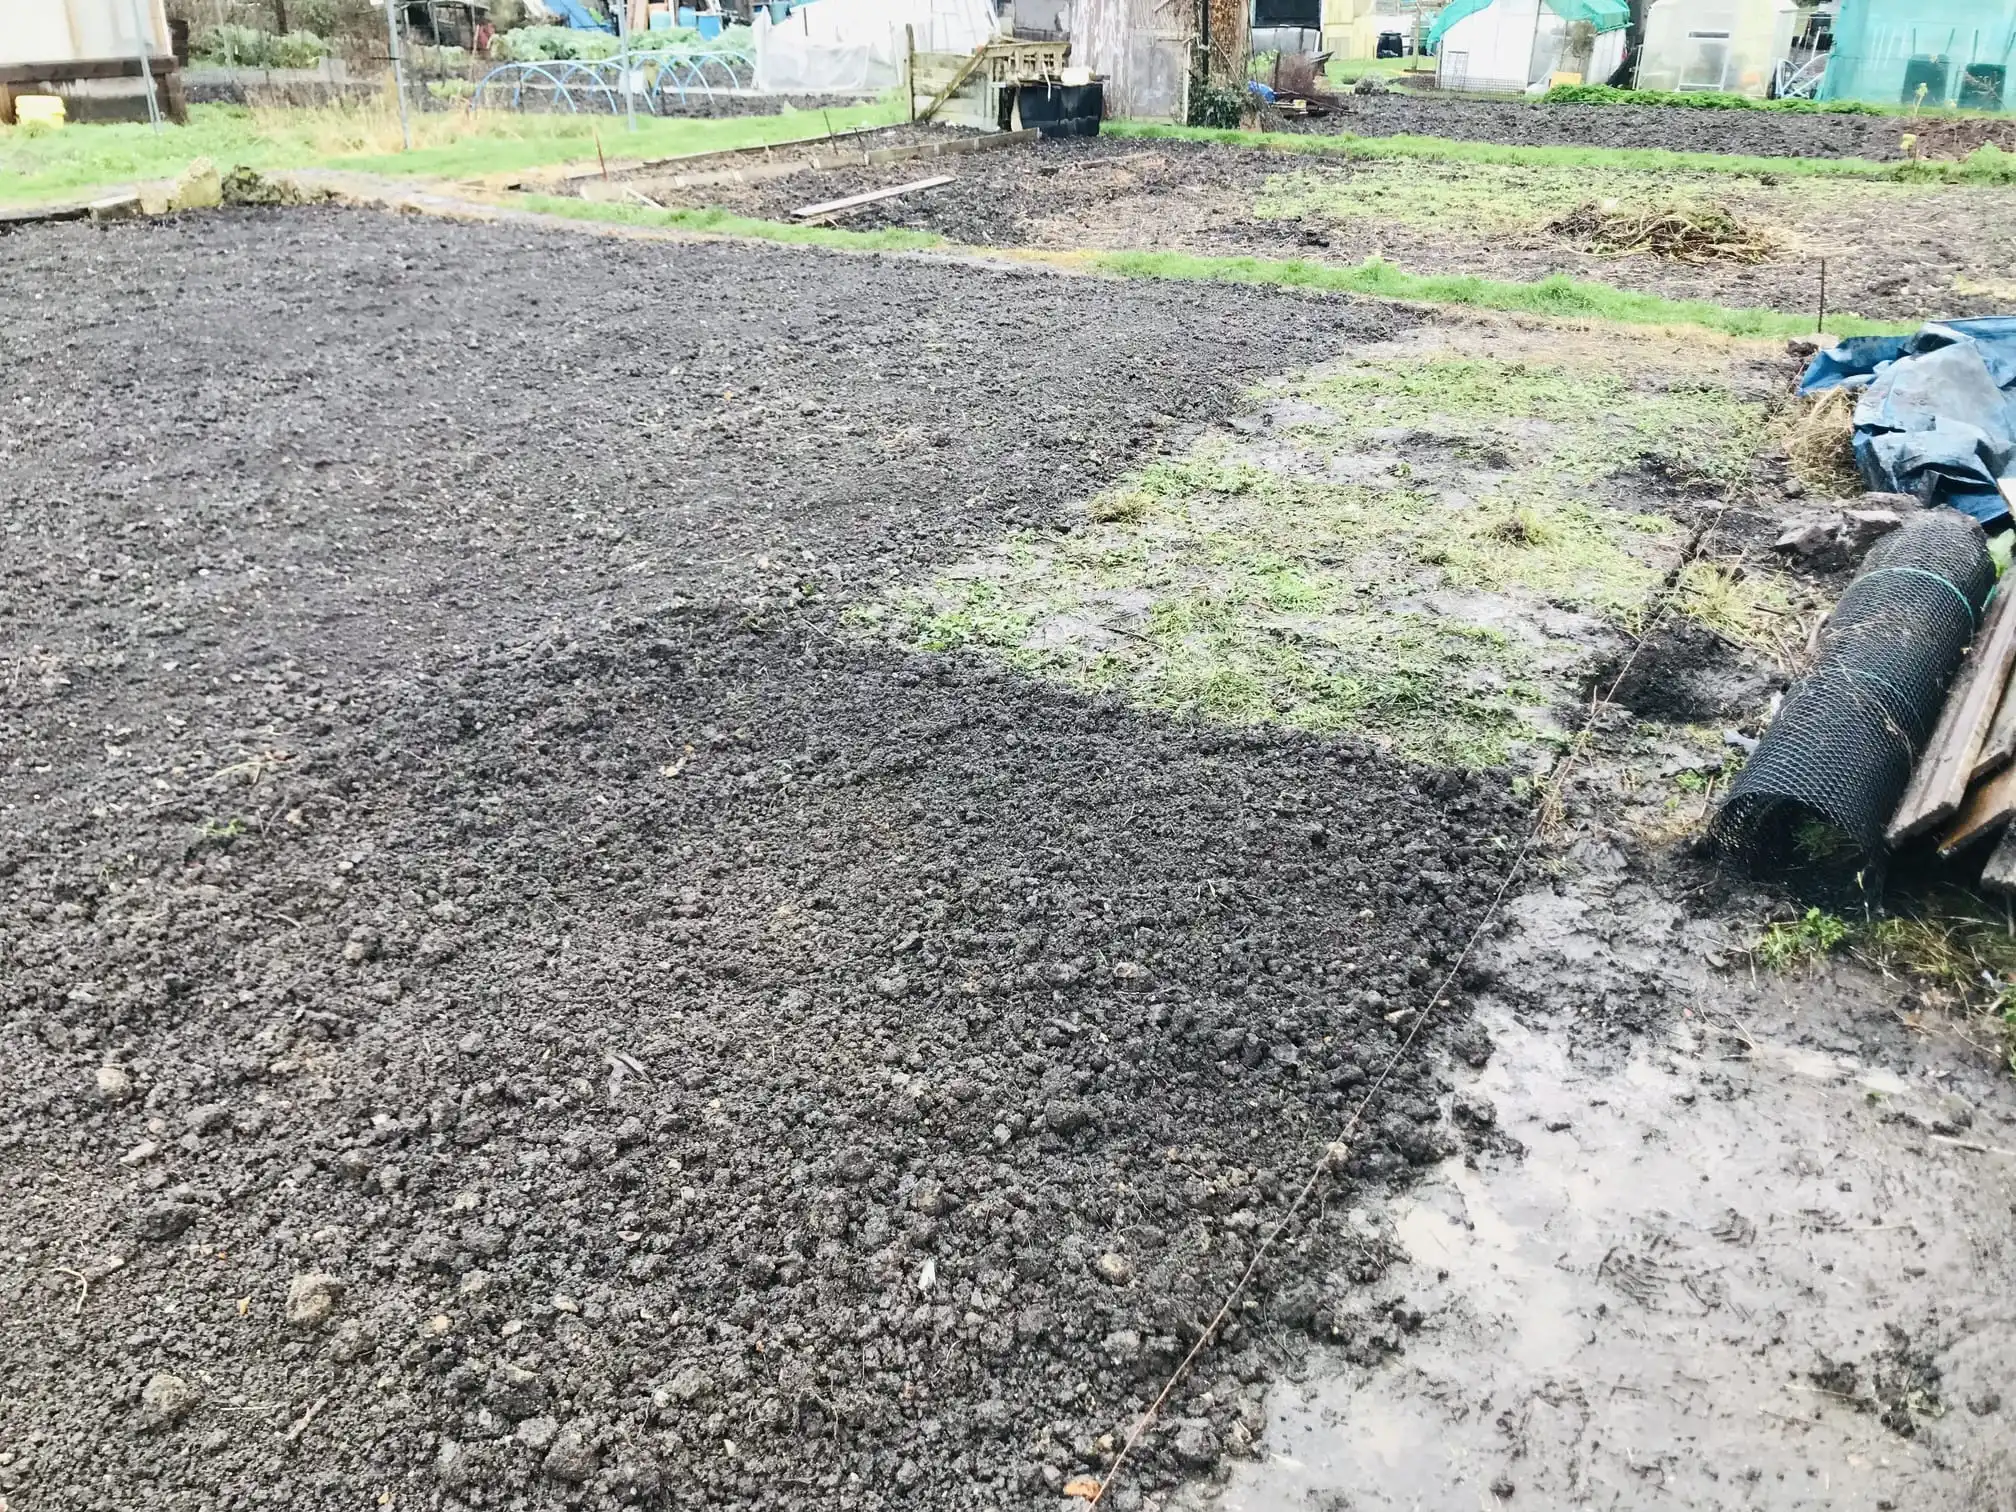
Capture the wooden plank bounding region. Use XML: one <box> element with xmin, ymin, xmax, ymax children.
<box><xmin>1973</xmin><ymin>672</ymin><xmax>2016</xmax><ymax>783</ymax></box>
<box><xmin>791</xmin><ymin>174</ymin><xmax>956</xmax><ymax>220</ymax></box>
<box><xmin>0</xmin><ymin>57</ymin><xmax>178</xmax><ymax>84</ymax></box>
<box><xmin>1936</xmin><ymin>763</ymin><xmax>2016</xmax><ymax>856</ymax></box>
<box><xmin>1983</xmin><ymin>824</ymin><xmax>2016</xmax><ymax>894</ymax></box>
<box><xmin>1887</xmin><ymin>580</ymin><xmax>2016</xmax><ymax>846</ymax></box>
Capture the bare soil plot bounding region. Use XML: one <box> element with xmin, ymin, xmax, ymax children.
<box><xmin>6</xmin><ymin>202</ymin><xmax>2014</xmax><ymax>1512</ymax></box>
<box><xmin>645</xmin><ymin>135</ymin><xmax>2016</xmax><ymax>322</ymax></box>
<box><xmin>1303</xmin><ymin>91</ymin><xmax>2016</xmax><ymax>162</ymax></box>
<box><xmin>1</xmin><ymin>207</ymin><xmax>1521</xmax><ymax>1512</ymax></box>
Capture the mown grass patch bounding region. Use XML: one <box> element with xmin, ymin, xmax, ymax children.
<box><xmin>0</xmin><ymin>97</ymin><xmax>904</xmax><ymax>206</ymax></box>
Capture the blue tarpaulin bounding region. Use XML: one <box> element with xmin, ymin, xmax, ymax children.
<box><xmin>1799</xmin><ymin>317</ymin><xmax>2016</xmax><ymax>524</ymax></box>
<box><xmin>543</xmin><ymin>0</ymin><xmax>615</xmax><ymax>30</ymax></box>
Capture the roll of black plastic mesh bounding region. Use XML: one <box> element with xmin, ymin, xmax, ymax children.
<box><xmin>1709</xmin><ymin>509</ymin><xmax>1993</xmax><ymax>898</ymax></box>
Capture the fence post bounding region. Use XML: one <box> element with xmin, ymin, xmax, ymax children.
<box><xmin>379</xmin><ymin>0</ymin><xmax>412</xmax><ymax>150</ymax></box>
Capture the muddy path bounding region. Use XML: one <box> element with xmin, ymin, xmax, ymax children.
<box><xmin>1304</xmin><ymin>92</ymin><xmax>2016</xmax><ymax>163</ymax></box>
<box><xmin>1198</xmin><ymin>843</ymin><xmax>2016</xmax><ymax>1511</ymax></box>
<box><xmin>629</xmin><ymin>135</ymin><xmax>2016</xmax><ymax>324</ymax></box>
<box><xmin>0</xmin><ymin>209</ymin><xmax>1525</xmax><ymax>1511</ymax></box>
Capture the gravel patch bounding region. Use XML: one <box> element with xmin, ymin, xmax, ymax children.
<box><xmin>0</xmin><ymin>209</ymin><xmax>1522</xmax><ymax>1511</ymax></box>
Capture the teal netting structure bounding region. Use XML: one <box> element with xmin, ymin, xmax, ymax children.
<box><xmin>1819</xmin><ymin>0</ymin><xmax>2016</xmax><ymax>110</ymax></box>
<box><xmin>1427</xmin><ymin>0</ymin><xmax>1628</xmax><ymax>48</ymax></box>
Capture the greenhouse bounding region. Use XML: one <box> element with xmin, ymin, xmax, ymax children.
<box><xmin>1634</xmin><ymin>0</ymin><xmax>1800</xmax><ymax>97</ymax></box>
<box><xmin>1426</xmin><ymin>0</ymin><xmax>1629</xmax><ymax>92</ymax></box>
<box><xmin>1819</xmin><ymin>0</ymin><xmax>2016</xmax><ymax>110</ymax></box>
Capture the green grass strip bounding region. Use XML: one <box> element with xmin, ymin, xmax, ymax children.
<box><xmin>1081</xmin><ymin>249</ymin><xmax>1913</xmax><ymax>338</ymax></box>
<box><xmin>515</xmin><ymin>193</ymin><xmax>948</xmax><ymax>252</ymax></box>
<box><xmin>517</xmin><ymin>193</ymin><xmax>1909</xmax><ymax>339</ymax></box>
<box><xmin>1106</xmin><ymin>120</ymin><xmax>2016</xmax><ymax>185</ymax></box>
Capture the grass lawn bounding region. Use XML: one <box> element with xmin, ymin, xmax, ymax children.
<box><xmin>0</xmin><ymin>96</ymin><xmax>904</xmax><ymax>206</ymax></box>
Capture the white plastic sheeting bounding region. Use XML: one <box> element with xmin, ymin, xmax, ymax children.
<box><xmin>3</xmin><ymin>0</ymin><xmax>171</xmax><ymax>67</ymax></box>
<box><xmin>752</xmin><ymin>0</ymin><xmax>996</xmax><ymax>95</ymax></box>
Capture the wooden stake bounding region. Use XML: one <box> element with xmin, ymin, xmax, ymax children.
<box><xmin>906</xmin><ymin>24</ymin><xmax>916</xmax><ymax>121</ymax></box>
<box><xmin>1817</xmin><ymin>257</ymin><xmax>1828</xmax><ymax>336</ymax></box>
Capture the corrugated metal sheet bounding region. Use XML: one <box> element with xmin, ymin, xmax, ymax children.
<box><xmin>0</xmin><ymin>0</ymin><xmax>171</xmax><ymax>68</ymax></box>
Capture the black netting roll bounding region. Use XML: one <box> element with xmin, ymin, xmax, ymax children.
<box><xmin>1709</xmin><ymin>509</ymin><xmax>1993</xmax><ymax>897</ymax></box>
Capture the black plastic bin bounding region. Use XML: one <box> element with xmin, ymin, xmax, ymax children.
<box><xmin>1005</xmin><ymin>81</ymin><xmax>1104</xmax><ymax>137</ymax></box>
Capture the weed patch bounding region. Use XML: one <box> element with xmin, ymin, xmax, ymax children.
<box><xmin>873</xmin><ymin>348</ymin><xmax>1787</xmax><ymax>767</ymax></box>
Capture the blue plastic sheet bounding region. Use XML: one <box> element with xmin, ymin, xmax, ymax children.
<box><xmin>1799</xmin><ymin>316</ymin><xmax>2016</xmax><ymax>524</ymax></box>
<box><xmin>545</xmin><ymin>0</ymin><xmax>616</xmax><ymax>31</ymax></box>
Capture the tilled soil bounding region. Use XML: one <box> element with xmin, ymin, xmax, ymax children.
<box><xmin>1303</xmin><ymin>92</ymin><xmax>2016</xmax><ymax>162</ymax></box>
<box><xmin>0</xmin><ymin>210</ymin><xmax>1524</xmax><ymax>1510</ymax></box>
<box><xmin>686</xmin><ymin>135</ymin><xmax>2016</xmax><ymax>322</ymax></box>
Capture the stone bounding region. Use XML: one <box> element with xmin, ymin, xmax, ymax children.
<box><xmin>187</xmin><ymin>1103</ymin><xmax>229</xmax><ymax>1136</ymax></box>
<box><xmin>483</xmin><ymin>1363</ymin><xmax>547</xmax><ymax>1421</ymax></box>
<box><xmin>139</xmin><ymin>1371</ymin><xmax>196</xmax><ymax>1427</ymax></box>
<box><xmin>1171</xmin><ymin>1422</ymin><xmax>1217</xmax><ymax>1467</ymax></box>
<box><xmin>515</xmin><ymin>1415</ymin><xmax>559</xmax><ymax>1451</ymax></box>
<box><xmin>285</xmin><ymin>1273</ymin><xmax>344</xmax><ymax>1328</ymax></box>
<box><xmin>908</xmin><ymin>1179</ymin><xmax>951</xmax><ymax>1217</ymax></box>
<box><xmin>88</xmin><ymin>194</ymin><xmax>145</xmax><ymax>223</ymax></box>
<box><xmin>542</xmin><ymin>1426</ymin><xmax>597</xmax><ymax>1483</ymax></box>
<box><xmin>435</xmin><ymin>1438</ymin><xmax>469</xmax><ymax>1485</ymax></box>
<box><xmin>1094</xmin><ymin>1252</ymin><xmax>1133</xmax><ymax>1285</ymax></box>
<box><xmin>651</xmin><ymin>1366</ymin><xmax>707</xmax><ymax>1409</ymax></box>
<box><xmin>94</xmin><ymin>1065</ymin><xmax>134</xmax><ymax>1103</ymax></box>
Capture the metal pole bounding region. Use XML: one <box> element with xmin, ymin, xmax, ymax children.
<box><xmin>128</xmin><ymin>0</ymin><xmax>163</xmax><ymax>131</ymax></box>
<box><xmin>381</xmin><ymin>0</ymin><xmax>413</xmax><ymax>150</ymax></box>
<box><xmin>618</xmin><ymin>0</ymin><xmax>637</xmax><ymax>132</ymax></box>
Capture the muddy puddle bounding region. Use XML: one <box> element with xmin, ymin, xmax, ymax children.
<box><xmin>1194</xmin><ymin>866</ymin><xmax>2016</xmax><ymax>1512</ymax></box>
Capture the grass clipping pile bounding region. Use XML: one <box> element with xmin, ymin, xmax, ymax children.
<box><xmin>1548</xmin><ymin>198</ymin><xmax>1776</xmax><ymax>264</ymax></box>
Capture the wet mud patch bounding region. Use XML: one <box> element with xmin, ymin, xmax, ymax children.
<box><xmin>1595</xmin><ymin>618</ymin><xmax>1784</xmax><ymax>725</ymax></box>
<box><xmin>1199</xmin><ymin>855</ymin><xmax>2016</xmax><ymax>1512</ymax></box>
